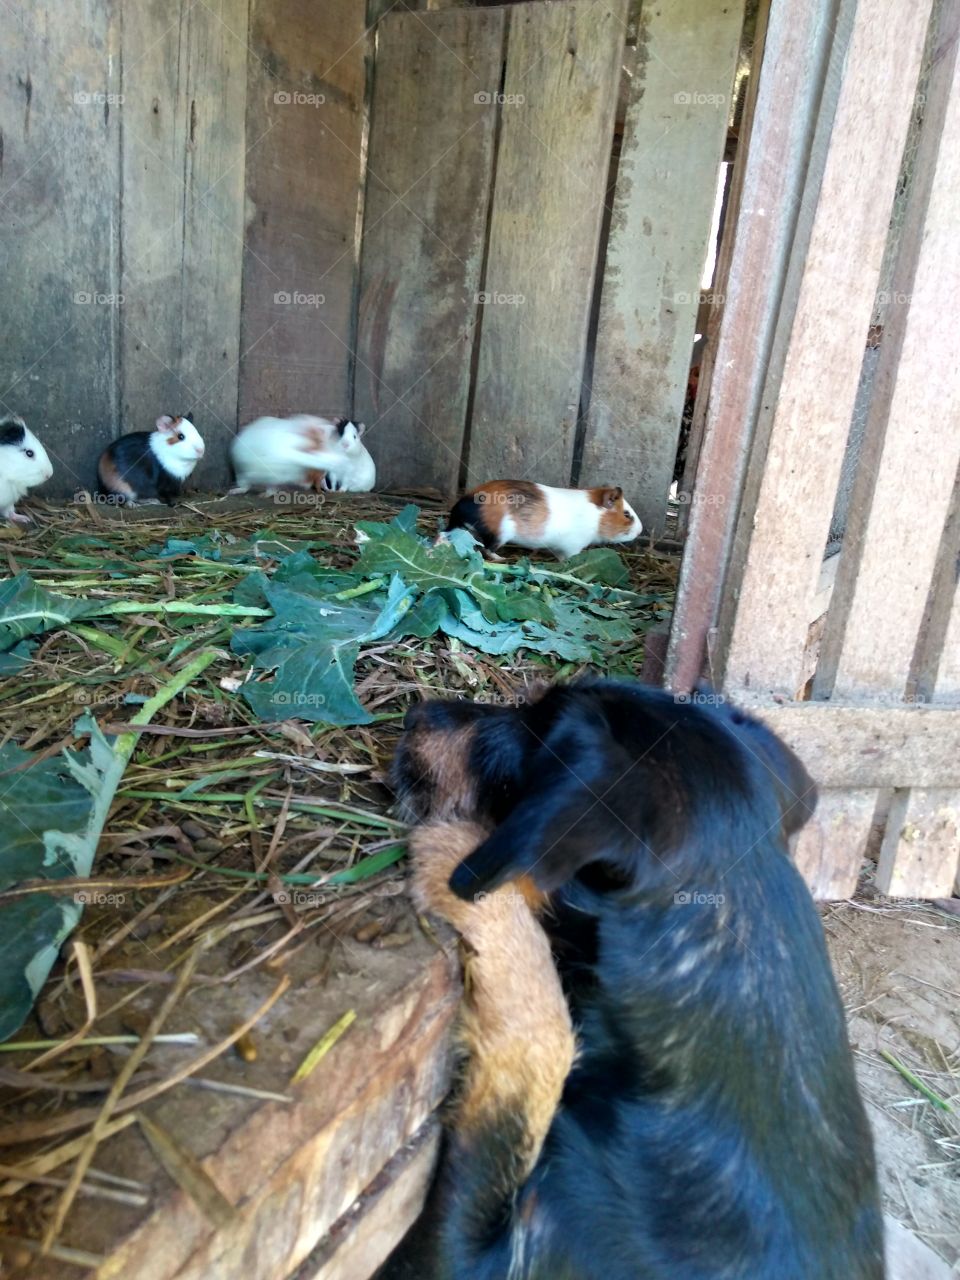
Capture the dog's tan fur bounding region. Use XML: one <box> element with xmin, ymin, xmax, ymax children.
<box><xmin>403</xmin><ymin>723</ymin><xmax>479</xmax><ymax>820</ymax></box>
<box><xmin>411</xmin><ymin>820</ymin><xmax>575</xmax><ymax>1171</ymax></box>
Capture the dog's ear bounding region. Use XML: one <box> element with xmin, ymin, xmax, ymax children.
<box><xmin>449</xmin><ymin>711</ymin><xmax>638</xmax><ymax>899</ymax></box>
<box><xmin>726</xmin><ymin>706</ymin><xmax>818</xmax><ymax>836</ymax></box>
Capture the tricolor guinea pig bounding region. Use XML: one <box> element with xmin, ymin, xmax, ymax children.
<box><xmin>230</xmin><ymin>415</ymin><xmax>375</xmax><ymax>494</ymax></box>
<box><xmin>447</xmin><ymin>481</ymin><xmax>642</xmax><ymax>560</ymax></box>
<box><xmin>96</xmin><ymin>416</ymin><xmax>204</xmax><ymax>505</ymax></box>
<box><xmin>0</xmin><ymin>415</ymin><xmax>54</xmax><ymax>523</ymax></box>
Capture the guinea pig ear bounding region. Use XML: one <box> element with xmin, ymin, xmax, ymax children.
<box><xmin>354</xmin><ymin>421</ymin><xmax>366</xmax><ymax>439</ymax></box>
<box><xmin>156</xmin><ymin>415</ymin><xmax>174</xmax><ymax>431</ymax></box>
<box><xmin>600</xmin><ymin>486</ymin><xmax>623</xmax><ymax>509</ymax></box>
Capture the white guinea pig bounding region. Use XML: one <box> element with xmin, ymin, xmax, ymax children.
<box><xmin>97</xmin><ymin>415</ymin><xmax>205</xmax><ymax>505</ymax></box>
<box><xmin>0</xmin><ymin>415</ymin><xmax>54</xmax><ymax>522</ymax></box>
<box><xmin>230</xmin><ymin>415</ymin><xmax>376</xmax><ymax>494</ymax></box>
<box><xmin>447</xmin><ymin>480</ymin><xmax>642</xmax><ymax>560</ymax></box>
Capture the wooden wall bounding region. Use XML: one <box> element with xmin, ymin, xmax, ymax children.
<box><xmin>356</xmin><ymin>0</ymin><xmax>742</xmax><ymax>529</ymax></box>
<box><xmin>0</xmin><ymin>0</ymin><xmax>366</xmax><ymax>495</ymax></box>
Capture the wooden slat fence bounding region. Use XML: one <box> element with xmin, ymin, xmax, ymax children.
<box><xmin>666</xmin><ymin>0</ymin><xmax>960</xmax><ymax>900</ymax></box>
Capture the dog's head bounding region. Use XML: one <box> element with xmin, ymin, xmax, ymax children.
<box><xmin>393</xmin><ymin>680</ymin><xmax>817</xmax><ymax>902</ymax></box>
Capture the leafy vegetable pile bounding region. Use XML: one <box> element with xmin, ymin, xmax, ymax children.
<box><xmin>0</xmin><ymin>503</ymin><xmax>669</xmax><ymax>1038</ymax></box>
<box><xmin>229</xmin><ymin>506</ymin><xmax>662</xmax><ymax>724</ymax></box>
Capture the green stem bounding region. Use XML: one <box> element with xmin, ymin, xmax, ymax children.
<box><xmin>333</xmin><ymin>577</ymin><xmax>388</xmax><ymax>601</ymax></box>
<box><xmin>879</xmin><ymin>1049</ymin><xmax>954</xmax><ymax>1111</ymax></box>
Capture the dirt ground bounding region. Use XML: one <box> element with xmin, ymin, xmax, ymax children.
<box><xmin>824</xmin><ymin>890</ymin><xmax>960</xmax><ymax>1270</ymax></box>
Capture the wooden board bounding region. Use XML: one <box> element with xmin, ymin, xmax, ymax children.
<box><xmin>735</xmin><ymin>703</ymin><xmax>960</xmax><ymax>789</ymax></box>
<box><xmin>794</xmin><ymin>788</ymin><xmax>877</xmax><ymax>899</ymax></box>
<box><xmin>720</xmin><ymin>0</ymin><xmax>934</xmax><ymax>696</ymax></box>
<box><xmin>0</xmin><ymin>0</ymin><xmax>120</xmax><ymax>494</ymax></box>
<box><xmin>120</xmin><ymin>0</ymin><xmax>249</xmax><ymax>491</ymax></box>
<box><xmin>295</xmin><ymin>1122</ymin><xmax>440</xmax><ymax>1279</ymax></box>
<box><xmin>815</xmin><ymin>2</ymin><xmax>960</xmax><ymax>700</ymax></box>
<box><xmin>354</xmin><ymin>8</ymin><xmax>505</xmax><ymax>494</ymax></box>
<box><xmin>238</xmin><ymin>0</ymin><xmax>367</xmax><ymax>429</ymax></box>
<box><xmin>15</xmin><ymin>940</ymin><xmax>459</xmax><ymax>1280</ymax></box>
<box><xmin>465</xmin><ymin>0</ymin><xmax>627</xmax><ymax>488</ymax></box>
<box><xmin>578</xmin><ymin>0</ymin><xmax>745</xmax><ymax>534</ymax></box>
<box><xmin>664</xmin><ymin>0</ymin><xmax>838</xmax><ymax>690</ymax></box>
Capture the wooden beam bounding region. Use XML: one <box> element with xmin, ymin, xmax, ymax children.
<box><xmin>120</xmin><ymin>0</ymin><xmax>249</xmax><ymax>491</ymax></box>
<box><xmin>63</xmin><ymin>948</ymin><xmax>460</xmax><ymax>1280</ymax></box>
<box><xmin>578</xmin><ymin>0</ymin><xmax>745</xmax><ymax>534</ymax></box>
<box><xmin>663</xmin><ymin>0</ymin><xmax>837</xmax><ymax>690</ymax></box>
<box><xmin>465</xmin><ymin>0</ymin><xmax>627</xmax><ymax>488</ymax></box>
<box><xmin>720</xmin><ymin>0</ymin><xmax>934</xmax><ymax>696</ymax></box>
<box><xmin>737</xmin><ymin>703</ymin><xmax>960</xmax><ymax>789</ymax></box>
<box><xmin>354</xmin><ymin>8</ymin><xmax>504</xmax><ymax>494</ymax></box>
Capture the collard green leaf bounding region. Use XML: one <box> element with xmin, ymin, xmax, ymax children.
<box><xmin>0</xmin><ymin>574</ymin><xmax>100</xmax><ymax>653</ymax></box>
<box><xmin>0</xmin><ymin>639</ymin><xmax>36</xmax><ymax>675</ymax></box>
<box><xmin>233</xmin><ymin>574</ymin><xmax>416</xmax><ymax>724</ymax></box>
<box><xmin>0</xmin><ymin>741</ymin><xmax>97</xmax><ymax>1041</ymax></box>
<box><xmin>561</xmin><ymin>548</ymin><xmax>632</xmax><ymax>587</ymax></box>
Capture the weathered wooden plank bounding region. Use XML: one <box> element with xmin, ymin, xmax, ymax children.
<box><xmin>664</xmin><ymin>0</ymin><xmax>837</xmax><ymax>690</ymax></box>
<box><xmin>578</xmin><ymin>0</ymin><xmax>744</xmax><ymax>534</ymax></box>
<box><xmin>120</xmin><ymin>0</ymin><xmax>248</xmax><ymax>491</ymax></box>
<box><xmin>354</xmin><ymin>8</ymin><xmax>505</xmax><ymax>494</ymax></box>
<box><xmin>62</xmin><ymin>947</ymin><xmax>460</xmax><ymax>1280</ymax></box>
<box><xmin>815</xmin><ymin>5</ymin><xmax>960</xmax><ymax>700</ymax></box>
<box><xmin>0</xmin><ymin>1</ymin><xmax>120</xmax><ymax>494</ymax></box>
<box><xmin>736</xmin><ymin>703</ymin><xmax>960</xmax><ymax>789</ymax></box>
<box><xmin>721</xmin><ymin>0</ymin><xmax>934</xmax><ymax>696</ymax></box>
<box><xmin>238</xmin><ymin>0</ymin><xmax>367</xmax><ymax>429</ymax></box>
<box><xmin>297</xmin><ymin>1122</ymin><xmax>440</xmax><ymax>1280</ymax></box>
<box><xmin>794</xmin><ymin>789</ymin><xmax>877</xmax><ymax>899</ymax></box>
<box><xmin>465</xmin><ymin>0</ymin><xmax>627</xmax><ymax>489</ymax></box>
<box><xmin>674</xmin><ymin>1</ymin><xmax>770</xmax><ymax>542</ymax></box>
<box><xmin>876</xmin><ymin>788</ymin><xmax>960</xmax><ymax>898</ymax></box>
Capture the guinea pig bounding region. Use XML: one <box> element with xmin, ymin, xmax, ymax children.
<box><xmin>96</xmin><ymin>415</ymin><xmax>204</xmax><ymax>505</ymax></box>
<box><xmin>447</xmin><ymin>480</ymin><xmax>642</xmax><ymax>560</ymax></box>
<box><xmin>0</xmin><ymin>415</ymin><xmax>54</xmax><ymax>522</ymax></box>
<box><xmin>230</xmin><ymin>415</ymin><xmax>376</xmax><ymax>494</ymax></box>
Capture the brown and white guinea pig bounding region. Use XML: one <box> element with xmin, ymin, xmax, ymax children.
<box><xmin>229</xmin><ymin>415</ymin><xmax>376</xmax><ymax>494</ymax></box>
<box><xmin>447</xmin><ymin>481</ymin><xmax>642</xmax><ymax>560</ymax></box>
<box><xmin>0</xmin><ymin>415</ymin><xmax>54</xmax><ymax>523</ymax></box>
<box><xmin>96</xmin><ymin>415</ymin><xmax>205</xmax><ymax>505</ymax></box>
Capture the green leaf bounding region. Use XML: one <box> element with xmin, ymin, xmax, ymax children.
<box><xmin>561</xmin><ymin>548</ymin><xmax>632</xmax><ymax>587</ymax></box>
<box><xmin>0</xmin><ymin>574</ymin><xmax>100</xmax><ymax>653</ymax></box>
<box><xmin>0</xmin><ymin>651</ymin><xmax>220</xmax><ymax>1041</ymax></box>
<box><xmin>0</xmin><ymin>639</ymin><xmax>37</xmax><ymax>675</ymax></box>
<box><xmin>354</xmin><ymin>525</ymin><xmax>543</xmax><ymax>624</ymax></box>
<box><xmin>233</xmin><ymin>574</ymin><xmax>416</xmax><ymax>724</ymax></box>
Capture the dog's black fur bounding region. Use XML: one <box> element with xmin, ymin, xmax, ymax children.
<box><xmin>386</xmin><ymin>679</ymin><xmax>883</xmax><ymax>1280</ymax></box>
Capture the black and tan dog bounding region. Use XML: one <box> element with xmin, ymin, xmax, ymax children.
<box><xmin>383</xmin><ymin>678</ymin><xmax>883</xmax><ymax>1280</ymax></box>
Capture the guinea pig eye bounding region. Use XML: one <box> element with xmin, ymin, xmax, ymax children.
<box><xmin>177</xmin><ymin>431</ymin><xmax>185</xmax><ymax>441</ymax></box>
<box><xmin>25</xmin><ymin>448</ymin><xmax>34</xmax><ymax>459</ymax></box>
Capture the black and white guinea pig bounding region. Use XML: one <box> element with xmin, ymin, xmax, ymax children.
<box><xmin>229</xmin><ymin>415</ymin><xmax>376</xmax><ymax>494</ymax></box>
<box><xmin>96</xmin><ymin>415</ymin><xmax>205</xmax><ymax>505</ymax></box>
<box><xmin>447</xmin><ymin>480</ymin><xmax>642</xmax><ymax>560</ymax></box>
<box><xmin>0</xmin><ymin>415</ymin><xmax>54</xmax><ymax>523</ymax></box>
